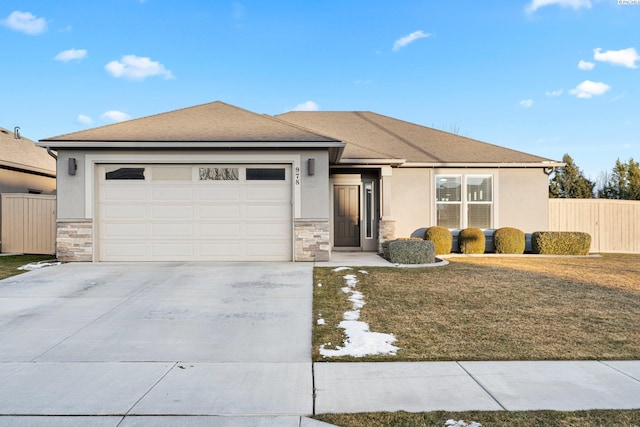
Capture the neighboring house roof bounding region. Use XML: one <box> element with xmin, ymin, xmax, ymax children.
<box><xmin>276</xmin><ymin>111</ymin><xmax>561</xmax><ymax>167</ymax></box>
<box><xmin>40</xmin><ymin>101</ymin><xmax>344</xmax><ymax>152</ymax></box>
<box><xmin>0</xmin><ymin>127</ymin><xmax>56</xmax><ymax>177</ymax></box>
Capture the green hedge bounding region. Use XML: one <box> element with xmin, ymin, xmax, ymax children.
<box><xmin>383</xmin><ymin>240</ymin><xmax>436</xmax><ymax>264</ymax></box>
<box><xmin>423</xmin><ymin>226</ymin><xmax>453</xmax><ymax>255</ymax></box>
<box><xmin>531</xmin><ymin>231</ymin><xmax>591</xmax><ymax>255</ymax></box>
<box><xmin>458</xmin><ymin>228</ymin><xmax>486</xmax><ymax>254</ymax></box>
<box><xmin>493</xmin><ymin>227</ymin><xmax>526</xmax><ymax>254</ymax></box>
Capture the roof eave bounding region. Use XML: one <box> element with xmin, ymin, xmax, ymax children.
<box><xmin>37</xmin><ymin>140</ymin><xmax>346</xmax><ymax>150</ymax></box>
<box><xmin>399</xmin><ymin>161</ymin><xmax>565</xmax><ymax>168</ymax></box>
<box><xmin>337</xmin><ymin>158</ymin><xmax>407</xmax><ymax>166</ymax></box>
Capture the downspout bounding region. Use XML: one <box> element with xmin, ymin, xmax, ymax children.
<box><xmin>46</xmin><ymin>147</ymin><xmax>58</xmax><ymax>160</ymax></box>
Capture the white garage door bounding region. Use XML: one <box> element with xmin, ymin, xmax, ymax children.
<box><xmin>97</xmin><ymin>164</ymin><xmax>292</xmax><ymax>261</ymax></box>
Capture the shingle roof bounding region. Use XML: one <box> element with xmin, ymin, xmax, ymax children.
<box><xmin>41</xmin><ymin>101</ymin><xmax>341</xmax><ymax>146</ymax></box>
<box><xmin>276</xmin><ymin>111</ymin><xmax>557</xmax><ymax>165</ymax></box>
<box><xmin>0</xmin><ymin>127</ymin><xmax>56</xmax><ymax>176</ymax></box>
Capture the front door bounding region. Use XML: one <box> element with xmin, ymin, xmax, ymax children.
<box><xmin>334</xmin><ymin>185</ymin><xmax>360</xmax><ymax>247</ymax></box>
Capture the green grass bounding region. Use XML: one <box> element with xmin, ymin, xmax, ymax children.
<box><xmin>315</xmin><ymin>409</ymin><xmax>640</xmax><ymax>427</ymax></box>
<box><xmin>0</xmin><ymin>254</ymin><xmax>58</xmax><ymax>280</ymax></box>
<box><xmin>313</xmin><ymin>254</ymin><xmax>640</xmax><ymax>361</ymax></box>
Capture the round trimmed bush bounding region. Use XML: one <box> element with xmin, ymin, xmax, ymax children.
<box><xmin>424</xmin><ymin>226</ymin><xmax>453</xmax><ymax>255</ymax></box>
<box><xmin>493</xmin><ymin>227</ymin><xmax>525</xmax><ymax>254</ymax></box>
<box><xmin>458</xmin><ymin>228</ymin><xmax>486</xmax><ymax>254</ymax></box>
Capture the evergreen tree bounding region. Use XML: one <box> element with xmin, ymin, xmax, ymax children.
<box><xmin>549</xmin><ymin>154</ymin><xmax>595</xmax><ymax>198</ymax></box>
<box><xmin>598</xmin><ymin>158</ymin><xmax>640</xmax><ymax>200</ymax></box>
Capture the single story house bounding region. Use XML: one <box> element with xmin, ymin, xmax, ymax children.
<box><xmin>0</xmin><ymin>126</ymin><xmax>56</xmax><ymax>194</ymax></box>
<box><xmin>39</xmin><ymin>101</ymin><xmax>562</xmax><ymax>262</ymax></box>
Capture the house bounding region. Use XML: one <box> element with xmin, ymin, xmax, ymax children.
<box><xmin>39</xmin><ymin>101</ymin><xmax>562</xmax><ymax>262</ymax></box>
<box><xmin>0</xmin><ymin>126</ymin><xmax>56</xmax><ymax>194</ymax></box>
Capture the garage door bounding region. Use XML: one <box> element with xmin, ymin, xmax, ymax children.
<box><xmin>96</xmin><ymin>164</ymin><xmax>292</xmax><ymax>261</ymax></box>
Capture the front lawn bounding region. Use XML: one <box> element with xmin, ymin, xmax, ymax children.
<box><xmin>313</xmin><ymin>254</ymin><xmax>640</xmax><ymax>361</ymax></box>
<box><xmin>0</xmin><ymin>254</ymin><xmax>57</xmax><ymax>280</ymax></box>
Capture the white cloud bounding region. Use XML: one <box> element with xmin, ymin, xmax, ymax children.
<box><xmin>519</xmin><ymin>99</ymin><xmax>534</xmax><ymax>108</ymax></box>
<box><xmin>77</xmin><ymin>114</ymin><xmax>93</xmax><ymax>125</ymax></box>
<box><xmin>105</xmin><ymin>55</ymin><xmax>174</xmax><ymax>80</ymax></box>
<box><xmin>569</xmin><ymin>80</ymin><xmax>610</xmax><ymax>98</ymax></box>
<box><xmin>54</xmin><ymin>49</ymin><xmax>87</xmax><ymax>62</ymax></box>
<box><xmin>525</xmin><ymin>0</ymin><xmax>591</xmax><ymax>13</ymax></box>
<box><xmin>545</xmin><ymin>89</ymin><xmax>563</xmax><ymax>96</ymax></box>
<box><xmin>101</xmin><ymin>110</ymin><xmax>131</xmax><ymax>122</ymax></box>
<box><xmin>392</xmin><ymin>30</ymin><xmax>431</xmax><ymax>52</ymax></box>
<box><xmin>293</xmin><ymin>101</ymin><xmax>319</xmax><ymax>111</ymax></box>
<box><xmin>2</xmin><ymin>11</ymin><xmax>47</xmax><ymax>35</ymax></box>
<box><xmin>578</xmin><ymin>60</ymin><xmax>595</xmax><ymax>70</ymax></box>
<box><xmin>593</xmin><ymin>47</ymin><xmax>639</xmax><ymax>69</ymax></box>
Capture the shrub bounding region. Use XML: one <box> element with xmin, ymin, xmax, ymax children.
<box><xmin>458</xmin><ymin>228</ymin><xmax>486</xmax><ymax>254</ymax></box>
<box><xmin>423</xmin><ymin>226</ymin><xmax>453</xmax><ymax>255</ymax></box>
<box><xmin>531</xmin><ymin>231</ymin><xmax>591</xmax><ymax>255</ymax></box>
<box><xmin>381</xmin><ymin>238</ymin><xmax>422</xmax><ymax>260</ymax></box>
<box><xmin>493</xmin><ymin>227</ymin><xmax>525</xmax><ymax>254</ymax></box>
<box><xmin>386</xmin><ymin>240</ymin><xmax>436</xmax><ymax>264</ymax></box>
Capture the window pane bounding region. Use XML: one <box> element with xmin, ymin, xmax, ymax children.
<box><xmin>468</xmin><ymin>204</ymin><xmax>491</xmax><ymax>229</ymax></box>
<box><xmin>199</xmin><ymin>167</ymin><xmax>239</xmax><ymax>181</ymax></box>
<box><xmin>154</xmin><ymin>166</ymin><xmax>192</xmax><ymax>181</ymax></box>
<box><xmin>365</xmin><ymin>183</ymin><xmax>373</xmax><ymax>238</ymax></box>
<box><xmin>246</xmin><ymin>168</ymin><xmax>285</xmax><ymax>181</ymax></box>
<box><xmin>467</xmin><ymin>176</ymin><xmax>492</xmax><ymax>202</ymax></box>
<box><xmin>436</xmin><ymin>176</ymin><xmax>461</xmax><ymax>202</ymax></box>
<box><xmin>437</xmin><ymin>203</ymin><xmax>460</xmax><ymax>229</ymax></box>
<box><xmin>106</xmin><ymin>167</ymin><xmax>145</xmax><ymax>180</ymax></box>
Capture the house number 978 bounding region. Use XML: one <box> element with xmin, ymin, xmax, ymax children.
<box><xmin>295</xmin><ymin>166</ymin><xmax>300</xmax><ymax>185</ymax></box>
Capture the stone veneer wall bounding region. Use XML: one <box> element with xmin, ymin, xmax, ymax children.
<box><xmin>294</xmin><ymin>219</ymin><xmax>330</xmax><ymax>262</ymax></box>
<box><xmin>378</xmin><ymin>219</ymin><xmax>396</xmax><ymax>253</ymax></box>
<box><xmin>57</xmin><ymin>220</ymin><xmax>93</xmax><ymax>262</ymax></box>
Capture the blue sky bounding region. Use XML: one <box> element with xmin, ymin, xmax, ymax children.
<box><xmin>1</xmin><ymin>0</ymin><xmax>638</xmax><ymax>179</ymax></box>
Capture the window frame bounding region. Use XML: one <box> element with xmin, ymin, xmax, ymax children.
<box><xmin>435</xmin><ymin>174</ymin><xmax>494</xmax><ymax>229</ymax></box>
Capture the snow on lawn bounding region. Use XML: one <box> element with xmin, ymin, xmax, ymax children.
<box><xmin>445</xmin><ymin>420</ymin><xmax>482</xmax><ymax>427</ymax></box>
<box><xmin>17</xmin><ymin>261</ymin><xmax>61</xmax><ymax>271</ymax></box>
<box><xmin>320</xmin><ymin>269</ymin><xmax>399</xmax><ymax>358</ymax></box>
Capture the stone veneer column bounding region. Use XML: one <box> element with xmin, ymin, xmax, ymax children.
<box><xmin>294</xmin><ymin>219</ymin><xmax>330</xmax><ymax>262</ymax></box>
<box><xmin>56</xmin><ymin>220</ymin><xmax>93</xmax><ymax>262</ymax></box>
<box><xmin>378</xmin><ymin>219</ymin><xmax>396</xmax><ymax>253</ymax></box>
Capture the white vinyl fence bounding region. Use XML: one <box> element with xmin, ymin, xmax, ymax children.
<box><xmin>549</xmin><ymin>199</ymin><xmax>640</xmax><ymax>253</ymax></box>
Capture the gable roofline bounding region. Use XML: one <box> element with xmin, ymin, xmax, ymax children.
<box><xmin>38</xmin><ymin>101</ymin><xmax>345</xmax><ymax>149</ymax></box>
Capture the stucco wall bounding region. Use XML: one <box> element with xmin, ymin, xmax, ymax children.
<box><xmin>389</xmin><ymin>167</ymin><xmax>550</xmax><ymax>238</ymax></box>
<box><xmin>497</xmin><ymin>168</ymin><xmax>549</xmax><ymax>232</ymax></box>
<box><xmin>390</xmin><ymin>168</ymin><xmax>431</xmax><ymax>238</ymax></box>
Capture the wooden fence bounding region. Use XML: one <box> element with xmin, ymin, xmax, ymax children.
<box><xmin>1</xmin><ymin>193</ymin><xmax>56</xmax><ymax>255</ymax></box>
<box><xmin>549</xmin><ymin>199</ymin><xmax>640</xmax><ymax>253</ymax></box>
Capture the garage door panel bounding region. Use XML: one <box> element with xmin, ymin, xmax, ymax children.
<box><xmin>102</xmin><ymin>205</ymin><xmax>147</xmax><ymax>220</ymax></box>
<box><xmin>198</xmin><ymin>223</ymin><xmax>242</xmax><ymax>238</ymax></box>
<box><xmin>151</xmin><ymin>186</ymin><xmax>193</xmax><ymax>201</ymax></box>
<box><xmin>150</xmin><ymin>223</ymin><xmax>195</xmax><ymax>238</ymax></box>
<box><xmin>246</xmin><ymin>186</ymin><xmax>289</xmax><ymax>202</ymax></box>
<box><xmin>98</xmin><ymin>164</ymin><xmax>291</xmax><ymax>261</ymax></box>
<box><xmin>151</xmin><ymin>205</ymin><xmax>194</xmax><ymax>219</ymax></box>
<box><xmin>197</xmin><ymin>205</ymin><xmax>242</xmax><ymax>219</ymax></box>
<box><xmin>100</xmin><ymin>223</ymin><xmax>148</xmax><ymax>238</ymax></box>
<box><xmin>198</xmin><ymin>187</ymin><xmax>242</xmax><ymax>201</ymax></box>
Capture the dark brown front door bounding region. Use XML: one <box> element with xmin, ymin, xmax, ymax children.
<box><xmin>334</xmin><ymin>185</ymin><xmax>360</xmax><ymax>247</ymax></box>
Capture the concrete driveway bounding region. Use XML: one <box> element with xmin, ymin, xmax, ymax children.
<box><xmin>0</xmin><ymin>262</ymin><xmax>318</xmax><ymax>423</ymax></box>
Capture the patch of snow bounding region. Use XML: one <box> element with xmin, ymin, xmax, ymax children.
<box><xmin>320</xmin><ymin>271</ymin><xmax>399</xmax><ymax>358</ymax></box>
<box><xmin>317</xmin><ymin>283</ymin><xmax>322</xmax><ymax>287</ymax></box>
<box><xmin>358</xmin><ymin>270</ymin><xmax>368</xmax><ymax>274</ymax></box>
<box><xmin>17</xmin><ymin>261</ymin><xmax>61</xmax><ymax>271</ymax></box>
<box><xmin>445</xmin><ymin>420</ymin><xmax>482</xmax><ymax>427</ymax></box>
<box><xmin>317</xmin><ymin>318</ymin><xmax>326</xmax><ymax>325</ymax></box>
<box><xmin>332</xmin><ymin>267</ymin><xmax>351</xmax><ymax>272</ymax></box>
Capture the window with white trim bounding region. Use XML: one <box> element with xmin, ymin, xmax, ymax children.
<box><xmin>436</xmin><ymin>175</ymin><xmax>493</xmax><ymax>229</ymax></box>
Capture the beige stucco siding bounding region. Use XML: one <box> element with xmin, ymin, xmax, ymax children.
<box><xmin>390</xmin><ymin>168</ymin><xmax>431</xmax><ymax>238</ymax></box>
<box><xmin>497</xmin><ymin>168</ymin><xmax>549</xmax><ymax>232</ymax></box>
<box><xmin>389</xmin><ymin>167</ymin><xmax>550</xmax><ymax>238</ymax></box>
